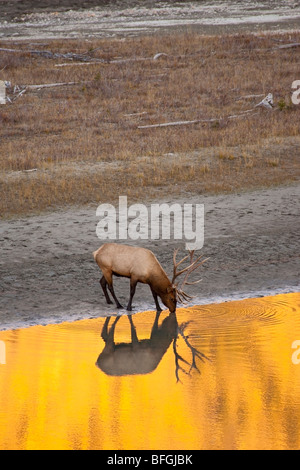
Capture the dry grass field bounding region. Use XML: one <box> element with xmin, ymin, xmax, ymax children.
<box><xmin>0</xmin><ymin>31</ymin><xmax>300</xmax><ymax>217</ymax></box>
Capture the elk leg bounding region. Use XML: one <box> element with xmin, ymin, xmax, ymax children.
<box><xmin>127</xmin><ymin>279</ymin><xmax>138</xmax><ymax>311</ymax></box>
<box><xmin>103</xmin><ymin>271</ymin><xmax>124</xmax><ymax>309</ymax></box>
<box><xmin>108</xmin><ymin>283</ymin><xmax>124</xmax><ymax>309</ymax></box>
<box><xmin>100</xmin><ymin>276</ymin><xmax>113</xmax><ymax>305</ymax></box>
<box><xmin>150</xmin><ymin>287</ymin><xmax>163</xmax><ymax>312</ymax></box>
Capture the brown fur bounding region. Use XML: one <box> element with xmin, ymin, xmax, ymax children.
<box><xmin>93</xmin><ymin>243</ymin><xmax>177</xmax><ymax>312</ymax></box>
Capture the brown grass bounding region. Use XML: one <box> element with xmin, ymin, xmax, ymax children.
<box><xmin>0</xmin><ymin>31</ymin><xmax>300</xmax><ymax>217</ymax></box>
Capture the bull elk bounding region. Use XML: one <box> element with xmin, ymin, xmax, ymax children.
<box><xmin>93</xmin><ymin>243</ymin><xmax>208</xmax><ymax>313</ymax></box>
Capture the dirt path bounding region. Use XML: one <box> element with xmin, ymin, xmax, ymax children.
<box><xmin>0</xmin><ymin>183</ymin><xmax>299</xmax><ymax>330</ymax></box>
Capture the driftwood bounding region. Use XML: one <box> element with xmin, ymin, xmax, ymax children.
<box><xmin>55</xmin><ymin>62</ymin><xmax>99</xmax><ymax>68</ymax></box>
<box><xmin>5</xmin><ymin>81</ymin><xmax>88</xmax><ymax>103</ymax></box>
<box><xmin>138</xmin><ymin>94</ymin><xmax>273</xmax><ymax>130</ymax></box>
<box><xmin>0</xmin><ymin>48</ymin><xmax>23</xmax><ymax>53</ymax></box>
<box><xmin>3</xmin><ymin>83</ymin><xmax>25</xmax><ymax>103</ymax></box>
<box><xmin>0</xmin><ymin>47</ymin><xmax>170</xmax><ymax>66</ymax></box>
<box><xmin>236</xmin><ymin>93</ymin><xmax>265</xmax><ymax>101</ymax></box>
<box><xmin>124</xmin><ymin>111</ymin><xmax>148</xmax><ymax>117</ymax></box>
<box><xmin>104</xmin><ymin>53</ymin><xmax>169</xmax><ymax>65</ymax></box>
<box><xmin>0</xmin><ymin>47</ymin><xmax>99</xmax><ymax>63</ymax></box>
<box><xmin>275</xmin><ymin>42</ymin><xmax>300</xmax><ymax>50</ymax></box>
<box><xmin>255</xmin><ymin>93</ymin><xmax>273</xmax><ymax>109</ymax></box>
<box><xmin>138</xmin><ymin>118</ymin><xmax>215</xmax><ymax>129</ymax></box>
<box><xmin>55</xmin><ymin>52</ymin><xmax>169</xmax><ymax>67</ymax></box>
<box><xmin>26</xmin><ymin>81</ymin><xmax>80</xmax><ymax>90</ymax></box>
<box><xmin>55</xmin><ymin>57</ymin><xmax>151</xmax><ymax>67</ymax></box>
<box><xmin>138</xmin><ymin>109</ymin><xmax>258</xmax><ymax>130</ymax></box>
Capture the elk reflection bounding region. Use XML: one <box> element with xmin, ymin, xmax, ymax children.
<box><xmin>96</xmin><ymin>312</ymin><xmax>209</xmax><ymax>382</ymax></box>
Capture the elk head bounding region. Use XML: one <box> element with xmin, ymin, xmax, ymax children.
<box><xmin>171</xmin><ymin>249</ymin><xmax>209</xmax><ymax>305</ymax></box>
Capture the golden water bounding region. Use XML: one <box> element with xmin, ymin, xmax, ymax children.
<box><xmin>0</xmin><ymin>293</ymin><xmax>300</xmax><ymax>450</ymax></box>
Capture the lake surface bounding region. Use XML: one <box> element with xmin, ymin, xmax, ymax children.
<box><xmin>0</xmin><ymin>293</ymin><xmax>299</xmax><ymax>450</ymax></box>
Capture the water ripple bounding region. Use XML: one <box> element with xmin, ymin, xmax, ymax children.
<box><xmin>183</xmin><ymin>294</ymin><xmax>300</xmax><ymax>338</ymax></box>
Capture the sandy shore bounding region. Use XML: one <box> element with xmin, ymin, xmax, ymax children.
<box><xmin>0</xmin><ymin>183</ymin><xmax>299</xmax><ymax>330</ymax></box>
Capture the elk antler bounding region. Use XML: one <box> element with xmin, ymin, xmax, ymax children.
<box><xmin>172</xmin><ymin>249</ymin><xmax>209</xmax><ymax>304</ymax></box>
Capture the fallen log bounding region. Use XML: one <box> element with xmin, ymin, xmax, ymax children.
<box><xmin>0</xmin><ymin>47</ymin><xmax>99</xmax><ymax>62</ymax></box>
<box><xmin>5</xmin><ymin>81</ymin><xmax>89</xmax><ymax>104</ymax></box>
<box><xmin>275</xmin><ymin>42</ymin><xmax>300</xmax><ymax>50</ymax></box>
<box><xmin>55</xmin><ymin>62</ymin><xmax>101</xmax><ymax>67</ymax></box>
<box><xmin>138</xmin><ymin>92</ymin><xmax>273</xmax><ymax>130</ymax></box>
<box><xmin>255</xmin><ymin>93</ymin><xmax>273</xmax><ymax>109</ymax></box>
<box><xmin>138</xmin><ymin>109</ymin><xmax>257</xmax><ymax>130</ymax></box>
<box><xmin>26</xmin><ymin>82</ymin><xmax>80</xmax><ymax>90</ymax></box>
<box><xmin>138</xmin><ymin>118</ymin><xmax>215</xmax><ymax>129</ymax></box>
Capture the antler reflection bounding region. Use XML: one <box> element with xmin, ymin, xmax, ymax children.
<box><xmin>173</xmin><ymin>321</ymin><xmax>210</xmax><ymax>383</ymax></box>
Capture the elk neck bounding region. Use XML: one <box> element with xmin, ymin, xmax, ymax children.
<box><xmin>148</xmin><ymin>266</ymin><xmax>172</xmax><ymax>295</ymax></box>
